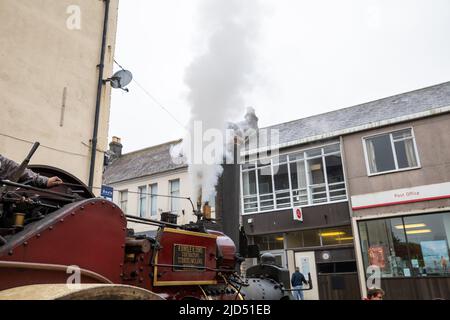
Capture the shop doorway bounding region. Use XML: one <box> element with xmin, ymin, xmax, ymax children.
<box><xmin>294</xmin><ymin>251</ymin><xmax>319</xmax><ymax>300</ymax></box>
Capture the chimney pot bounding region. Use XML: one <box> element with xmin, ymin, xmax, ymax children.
<box><xmin>109</xmin><ymin>136</ymin><xmax>123</xmax><ymax>159</ymax></box>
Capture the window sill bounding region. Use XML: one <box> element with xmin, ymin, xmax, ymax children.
<box><xmin>367</xmin><ymin>165</ymin><xmax>421</xmax><ymax>177</ymax></box>
<box><xmin>242</xmin><ymin>198</ymin><xmax>348</xmax><ymax>215</ymax></box>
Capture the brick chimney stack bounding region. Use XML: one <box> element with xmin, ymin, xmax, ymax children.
<box><xmin>109</xmin><ymin>136</ymin><xmax>123</xmax><ymax>159</ymax></box>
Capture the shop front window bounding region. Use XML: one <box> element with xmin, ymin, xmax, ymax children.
<box><xmin>359</xmin><ymin>212</ymin><xmax>450</xmax><ymax>278</ymax></box>
<box><xmin>320</xmin><ymin>226</ymin><xmax>354</xmax><ymax>246</ymax></box>
<box><xmin>253</xmin><ymin>233</ymin><xmax>284</xmax><ymax>251</ymax></box>
<box><xmin>285</xmin><ymin>226</ymin><xmax>353</xmax><ymax>248</ymax></box>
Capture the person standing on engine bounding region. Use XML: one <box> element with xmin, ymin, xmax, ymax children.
<box><xmin>291</xmin><ymin>267</ymin><xmax>308</xmax><ymax>300</ymax></box>
<box><xmin>0</xmin><ymin>154</ymin><xmax>62</xmax><ymax>188</ymax></box>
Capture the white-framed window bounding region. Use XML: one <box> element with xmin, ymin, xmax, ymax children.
<box><xmin>138</xmin><ymin>186</ymin><xmax>147</xmax><ymax>218</ymax></box>
<box><xmin>169</xmin><ymin>179</ymin><xmax>180</xmax><ymax>214</ymax></box>
<box><xmin>241</xmin><ymin>143</ymin><xmax>347</xmax><ymax>214</ymax></box>
<box><xmin>119</xmin><ymin>190</ymin><xmax>128</xmax><ymax>213</ymax></box>
<box><xmin>363</xmin><ymin>128</ymin><xmax>420</xmax><ymax>175</ymax></box>
<box><xmin>150</xmin><ymin>183</ymin><xmax>158</xmax><ymax>217</ymax></box>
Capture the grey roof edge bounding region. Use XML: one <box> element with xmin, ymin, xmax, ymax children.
<box><xmin>118</xmin><ymin>138</ymin><xmax>183</xmax><ymax>159</ymax></box>
<box><xmin>242</xmin><ymin>104</ymin><xmax>450</xmax><ymax>156</ymax></box>
<box><xmin>259</xmin><ymin>81</ymin><xmax>450</xmax><ymax>131</ymax></box>
<box><xmin>104</xmin><ymin>164</ymin><xmax>188</xmax><ymax>186</ymax></box>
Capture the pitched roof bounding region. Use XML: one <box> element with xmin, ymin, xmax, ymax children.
<box><xmin>103</xmin><ymin>139</ymin><xmax>186</xmax><ymax>185</ymax></box>
<box><xmin>261</xmin><ymin>81</ymin><xmax>450</xmax><ymax>150</ymax></box>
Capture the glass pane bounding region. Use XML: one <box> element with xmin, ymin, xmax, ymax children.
<box><xmin>170</xmin><ymin>180</ymin><xmax>180</xmax><ymax>213</ymax></box>
<box><xmin>303</xmin><ymin>229</ymin><xmax>322</xmax><ymax>247</ymax></box>
<box><xmin>242</xmin><ymin>162</ymin><xmax>256</xmax><ymax>170</ymax></box>
<box><xmin>292</xmin><ymin>189</ymin><xmax>308</xmax><ymax>206</ymax></box>
<box><xmin>257</xmin><ymin>159</ymin><xmax>271</xmax><ymax>167</ymax></box>
<box><xmin>320</xmin><ymin>226</ymin><xmax>353</xmax><ymax>246</ymax></box>
<box><xmin>273</xmin><ymin>163</ymin><xmax>289</xmax><ymax>191</ymax></box>
<box><xmin>170</xmin><ymin>179</ymin><xmax>180</xmax><ymax>193</ymax></box>
<box><xmin>359</xmin><ymin>218</ymin><xmax>409</xmax><ymax>278</ymax></box>
<box><xmin>325</xmin><ymin>154</ymin><xmax>344</xmax><ymax>183</ymax></box>
<box><xmin>307</xmin><ymin>158</ymin><xmax>325</xmax><ymax>185</ymax></box>
<box><xmin>403</xmin><ymin>212</ymin><xmax>450</xmax><ymax>277</ymax></box>
<box><xmin>289</xmin><ymin>152</ymin><xmax>304</xmax><ymax>162</ymax></box>
<box><xmin>290</xmin><ymin>161</ymin><xmax>306</xmax><ymax>190</ymax></box>
<box><xmin>275</xmin><ymin>190</ymin><xmax>291</xmax><ymax>208</ymax></box>
<box><xmin>139</xmin><ymin>186</ymin><xmax>147</xmax><ymax>218</ymax></box>
<box><xmin>272</xmin><ymin>154</ymin><xmax>288</xmax><ymax>164</ymax></box>
<box><xmin>323</xmin><ymin>144</ymin><xmax>340</xmax><ymax>154</ymax></box>
<box><xmin>335</xmin><ymin>261</ymin><xmax>357</xmax><ymax>273</ymax></box>
<box><xmin>150</xmin><ymin>184</ymin><xmax>158</xmax><ymax>216</ymax></box>
<box><xmin>306</xmin><ymin>148</ymin><xmax>322</xmax><ymax>158</ymax></box>
<box><xmin>258</xmin><ymin>167</ymin><xmax>273</xmax><ymax>194</ymax></box>
<box><xmin>392</xmin><ymin>129</ymin><xmax>412</xmax><ymax>140</ymax></box>
<box><xmin>242</xmin><ymin>170</ymin><xmax>257</xmax><ymax>195</ymax></box>
<box><xmin>395</xmin><ymin>139</ymin><xmax>418</xmax><ymax>169</ymax></box>
<box><xmin>286</xmin><ymin>231</ymin><xmax>303</xmax><ymax>248</ymax></box>
<box><xmin>253</xmin><ymin>234</ymin><xmax>284</xmax><ymax>251</ymax></box>
<box><xmin>243</xmin><ymin>195</ymin><xmax>258</xmax><ymax>213</ymax></box>
<box><xmin>366</xmin><ymin>134</ymin><xmax>396</xmax><ymax>173</ymax></box>
<box><xmin>317</xmin><ymin>263</ymin><xmax>334</xmax><ymax>273</ymax></box>
<box><xmin>310</xmin><ymin>185</ymin><xmax>327</xmax><ymax>203</ymax></box>
<box><xmin>120</xmin><ymin>191</ymin><xmax>127</xmax><ymax>213</ymax></box>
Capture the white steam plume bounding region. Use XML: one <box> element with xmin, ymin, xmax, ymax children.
<box><xmin>179</xmin><ymin>0</ymin><xmax>263</xmax><ymax>203</ymax></box>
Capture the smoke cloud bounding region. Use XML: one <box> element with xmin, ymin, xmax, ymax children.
<box><xmin>180</xmin><ymin>0</ymin><xmax>263</xmax><ymax>203</ymax></box>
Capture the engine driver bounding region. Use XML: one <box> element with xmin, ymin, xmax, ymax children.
<box><xmin>0</xmin><ymin>154</ymin><xmax>63</xmax><ymax>188</ymax></box>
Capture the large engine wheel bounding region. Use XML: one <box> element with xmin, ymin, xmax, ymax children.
<box><xmin>0</xmin><ymin>284</ymin><xmax>165</xmax><ymax>300</ymax></box>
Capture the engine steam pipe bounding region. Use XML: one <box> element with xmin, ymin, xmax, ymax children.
<box><xmin>125</xmin><ymin>214</ymin><xmax>181</xmax><ymax>228</ymax></box>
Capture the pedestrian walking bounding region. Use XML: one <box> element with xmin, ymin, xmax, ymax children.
<box><xmin>291</xmin><ymin>267</ymin><xmax>308</xmax><ymax>300</ymax></box>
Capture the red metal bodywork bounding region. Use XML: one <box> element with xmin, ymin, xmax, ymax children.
<box><xmin>0</xmin><ymin>198</ymin><xmax>127</xmax><ymax>290</ymax></box>
<box><xmin>0</xmin><ymin>195</ymin><xmax>240</xmax><ymax>300</ymax></box>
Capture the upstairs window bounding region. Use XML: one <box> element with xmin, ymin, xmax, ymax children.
<box><xmin>119</xmin><ymin>190</ymin><xmax>128</xmax><ymax>213</ymax></box>
<box><xmin>169</xmin><ymin>179</ymin><xmax>180</xmax><ymax>213</ymax></box>
<box><xmin>364</xmin><ymin>128</ymin><xmax>419</xmax><ymax>175</ymax></box>
<box><xmin>138</xmin><ymin>186</ymin><xmax>147</xmax><ymax>218</ymax></box>
<box><xmin>150</xmin><ymin>183</ymin><xmax>158</xmax><ymax>217</ymax></box>
<box><xmin>241</xmin><ymin>143</ymin><xmax>346</xmax><ymax>214</ymax></box>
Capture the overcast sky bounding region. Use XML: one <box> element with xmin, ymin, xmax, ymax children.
<box><xmin>108</xmin><ymin>0</ymin><xmax>450</xmax><ymax>153</ymax></box>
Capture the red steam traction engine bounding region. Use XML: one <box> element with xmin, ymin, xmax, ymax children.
<box><xmin>0</xmin><ymin>144</ymin><xmax>293</xmax><ymax>300</ymax></box>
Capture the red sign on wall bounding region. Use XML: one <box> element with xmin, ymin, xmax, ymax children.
<box><xmin>293</xmin><ymin>207</ymin><xmax>303</xmax><ymax>222</ymax></box>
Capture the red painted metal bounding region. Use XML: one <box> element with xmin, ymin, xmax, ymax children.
<box><xmin>211</xmin><ymin>230</ymin><xmax>237</xmax><ymax>270</ymax></box>
<box><xmin>0</xmin><ymin>198</ymin><xmax>127</xmax><ymax>291</ymax></box>
<box><xmin>153</xmin><ymin>228</ymin><xmax>218</xmax><ymax>285</ymax></box>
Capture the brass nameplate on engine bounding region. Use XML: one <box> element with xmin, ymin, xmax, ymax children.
<box><xmin>173</xmin><ymin>244</ymin><xmax>206</xmax><ymax>271</ymax></box>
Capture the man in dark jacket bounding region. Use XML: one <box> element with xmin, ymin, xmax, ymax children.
<box><xmin>291</xmin><ymin>267</ymin><xmax>308</xmax><ymax>300</ymax></box>
<box><xmin>0</xmin><ymin>154</ymin><xmax>62</xmax><ymax>188</ymax></box>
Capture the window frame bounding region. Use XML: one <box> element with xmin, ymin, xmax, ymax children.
<box><xmin>119</xmin><ymin>189</ymin><xmax>128</xmax><ymax>213</ymax></box>
<box><xmin>169</xmin><ymin>179</ymin><xmax>180</xmax><ymax>214</ymax></box>
<box><xmin>149</xmin><ymin>183</ymin><xmax>158</xmax><ymax>217</ymax></box>
<box><xmin>240</xmin><ymin>141</ymin><xmax>348</xmax><ymax>215</ymax></box>
<box><xmin>137</xmin><ymin>185</ymin><xmax>147</xmax><ymax>218</ymax></box>
<box><xmin>362</xmin><ymin>127</ymin><xmax>421</xmax><ymax>177</ymax></box>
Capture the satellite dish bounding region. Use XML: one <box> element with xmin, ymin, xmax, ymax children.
<box><xmin>105</xmin><ymin>69</ymin><xmax>133</xmax><ymax>91</ymax></box>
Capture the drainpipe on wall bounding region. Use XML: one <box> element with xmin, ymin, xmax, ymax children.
<box><xmin>88</xmin><ymin>0</ymin><xmax>110</xmax><ymax>190</ymax></box>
